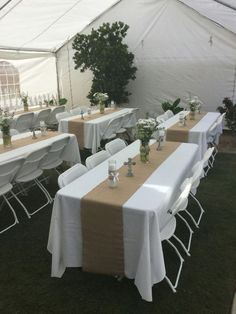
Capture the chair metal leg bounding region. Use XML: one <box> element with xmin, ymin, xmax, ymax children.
<box><xmin>190</xmin><ymin>192</ymin><xmax>205</xmax><ymax>226</ymax></box>
<box><xmin>10</xmin><ymin>190</ymin><xmax>31</xmax><ymax>219</ymax></box>
<box><xmin>172</xmin><ymin>234</ymin><xmax>191</xmax><ymax>257</ymax></box>
<box><xmin>0</xmin><ymin>195</ymin><xmax>19</xmax><ymax>234</ymax></box>
<box><xmin>165</xmin><ymin>239</ymin><xmax>185</xmax><ymax>292</ymax></box>
<box><xmin>177</xmin><ymin>212</ymin><xmax>194</xmax><ymax>253</ymax></box>
<box><xmin>13</xmin><ymin>179</ymin><xmax>51</xmax><ymax>217</ymax></box>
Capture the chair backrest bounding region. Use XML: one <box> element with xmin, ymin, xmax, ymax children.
<box><xmin>85</xmin><ymin>150</ymin><xmax>111</xmax><ymax>170</ymax></box>
<box><xmin>40</xmin><ymin>136</ymin><xmax>70</xmax><ymax>168</ymax></box>
<box><xmin>217</xmin><ymin>112</ymin><xmax>226</xmax><ymax>126</ymax></box>
<box><xmin>0</xmin><ymin>157</ymin><xmax>25</xmax><ymax>191</ymax></box>
<box><xmin>121</xmin><ymin>112</ymin><xmax>136</xmax><ymax>128</ymax></box>
<box><xmin>202</xmin><ymin>147</ymin><xmax>214</xmax><ymax>168</ymax></box>
<box><xmin>15</xmin><ymin>112</ymin><xmax>34</xmax><ymax>133</ymax></box>
<box><xmin>191</xmin><ymin>160</ymin><xmax>204</xmax><ymax>190</ymax></box>
<box><xmin>56</xmin><ymin>111</ymin><xmax>72</xmax><ymax>123</ymax></box>
<box><xmin>46</xmin><ymin>106</ymin><xmax>65</xmax><ymax>125</ymax></box>
<box><xmin>105</xmin><ymin>138</ymin><xmax>127</xmax><ymax>155</ymax></box>
<box><xmin>102</xmin><ymin>116</ymin><xmax>124</xmax><ymax>140</ymax></box>
<box><xmin>33</xmin><ymin>108</ymin><xmax>52</xmax><ymax>128</ymax></box>
<box><xmin>169</xmin><ymin>178</ymin><xmax>192</xmax><ymax>215</ymax></box>
<box><xmin>70</xmin><ymin>107</ymin><xmax>81</xmax><ymax>116</ymax></box>
<box><xmin>58</xmin><ymin>163</ymin><xmax>88</xmax><ymax>188</ymax></box>
<box><xmin>15</xmin><ymin>146</ymin><xmax>50</xmax><ymax>180</ymax></box>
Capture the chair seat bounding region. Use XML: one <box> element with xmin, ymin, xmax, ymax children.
<box><xmin>41</xmin><ymin>159</ymin><xmax>63</xmax><ymax>170</ymax></box>
<box><xmin>0</xmin><ymin>183</ymin><xmax>13</xmax><ymax>196</ymax></box>
<box><xmin>116</xmin><ymin>127</ymin><xmax>126</xmax><ymax>134</ymax></box>
<box><xmin>15</xmin><ymin>169</ymin><xmax>43</xmax><ymax>183</ymax></box>
<box><xmin>160</xmin><ymin>217</ymin><xmax>176</xmax><ymax>241</ymax></box>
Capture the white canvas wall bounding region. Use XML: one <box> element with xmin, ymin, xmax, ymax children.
<box><xmin>56</xmin><ymin>0</ymin><xmax>236</xmax><ymax>116</ymax></box>
<box><xmin>0</xmin><ymin>51</ymin><xmax>57</xmax><ymax>109</ymax></box>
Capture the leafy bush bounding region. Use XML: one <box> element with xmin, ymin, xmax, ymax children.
<box><xmin>72</xmin><ymin>21</ymin><xmax>137</xmax><ymax>104</ymax></box>
<box><xmin>161</xmin><ymin>98</ymin><xmax>183</xmax><ymax>114</ymax></box>
<box><xmin>217</xmin><ymin>97</ymin><xmax>236</xmax><ymax>133</ymax></box>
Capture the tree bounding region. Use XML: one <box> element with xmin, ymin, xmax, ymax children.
<box><xmin>72</xmin><ymin>21</ymin><xmax>137</xmax><ymax>104</ymax></box>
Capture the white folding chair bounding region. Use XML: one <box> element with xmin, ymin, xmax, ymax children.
<box><xmin>45</xmin><ymin>106</ymin><xmax>65</xmax><ymax>128</ymax></box>
<box><xmin>101</xmin><ymin>116</ymin><xmax>124</xmax><ymax>143</ymax></box>
<box><xmin>56</xmin><ymin>111</ymin><xmax>72</xmax><ymax>123</ymax></box>
<box><xmin>85</xmin><ymin>150</ymin><xmax>111</xmax><ymax>170</ymax></box>
<box><xmin>202</xmin><ymin>147</ymin><xmax>214</xmax><ymax>175</ymax></box>
<box><xmin>105</xmin><ymin>138</ymin><xmax>127</xmax><ymax>155</ymax></box>
<box><xmin>33</xmin><ymin>108</ymin><xmax>51</xmax><ymax>129</ymax></box>
<box><xmin>0</xmin><ymin>158</ymin><xmax>25</xmax><ymax>233</ymax></box>
<box><xmin>181</xmin><ymin>161</ymin><xmax>205</xmax><ymax>228</ymax></box>
<box><xmin>207</xmin><ymin>112</ymin><xmax>226</xmax><ymax>160</ymax></box>
<box><xmin>160</xmin><ymin>178</ymin><xmax>192</xmax><ymax>292</ymax></box>
<box><xmin>40</xmin><ymin>136</ymin><xmax>71</xmax><ymax>174</ymax></box>
<box><xmin>14</xmin><ymin>112</ymin><xmax>34</xmax><ymax>133</ymax></box>
<box><xmin>58</xmin><ymin>163</ymin><xmax>88</xmax><ymax>188</ymax></box>
<box><xmin>70</xmin><ymin>107</ymin><xmax>81</xmax><ymax>116</ymax></box>
<box><xmin>14</xmin><ymin>146</ymin><xmax>52</xmax><ymax>216</ymax></box>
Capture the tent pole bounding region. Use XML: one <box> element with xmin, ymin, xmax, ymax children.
<box><xmin>55</xmin><ymin>53</ymin><xmax>61</xmax><ymax>103</ymax></box>
<box><xmin>66</xmin><ymin>41</ymin><xmax>73</xmax><ymax>108</ymax></box>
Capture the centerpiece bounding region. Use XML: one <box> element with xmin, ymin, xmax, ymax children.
<box><xmin>93</xmin><ymin>92</ymin><xmax>108</xmax><ymax>114</ymax></box>
<box><xmin>21</xmin><ymin>92</ymin><xmax>29</xmax><ymax>112</ymax></box>
<box><xmin>188</xmin><ymin>96</ymin><xmax>202</xmax><ymax>120</ymax></box>
<box><xmin>0</xmin><ymin>108</ymin><xmax>14</xmax><ymax>147</ymax></box>
<box><xmin>136</xmin><ymin>118</ymin><xmax>157</xmax><ymax>163</ymax></box>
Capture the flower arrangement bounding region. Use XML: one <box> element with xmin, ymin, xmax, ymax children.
<box><xmin>93</xmin><ymin>92</ymin><xmax>109</xmax><ymax>103</ymax></box>
<box><xmin>136</xmin><ymin>118</ymin><xmax>157</xmax><ymax>163</ymax></box>
<box><xmin>189</xmin><ymin>96</ymin><xmax>202</xmax><ymax>112</ymax></box>
<box><xmin>21</xmin><ymin>92</ymin><xmax>29</xmax><ymax>111</ymax></box>
<box><xmin>136</xmin><ymin>118</ymin><xmax>157</xmax><ymax>144</ymax></box>
<box><xmin>0</xmin><ymin>108</ymin><xmax>14</xmax><ymax>147</ymax></box>
<box><xmin>93</xmin><ymin>92</ymin><xmax>109</xmax><ymax>113</ymax></box>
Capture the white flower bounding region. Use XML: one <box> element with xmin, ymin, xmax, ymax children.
<box><xmin>93</xmin><ymin>92</ymin><xmax>109</xmax><ymax>102</ymax></box>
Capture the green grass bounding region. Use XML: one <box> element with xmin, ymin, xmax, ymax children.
<box><xmin>0</xmin><ymin>153</ymin><xmax>235</xmax><ymax>314</ymax></box>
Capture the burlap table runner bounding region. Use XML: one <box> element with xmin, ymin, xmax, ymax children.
<box><xmin>166</xmin><ymin>112</ymin><xmax>207</xmax><ymax>142</ymax></box>
<box><xmin>0</xmin><ymin>131</ymin><xmax>61</xmax><ymax>154</ymax></box>
<box><xmin>68</xmin><ymin>108</ymin><xmax>120</xmax><ymax>149</ymax></box>
<box><xmin>81</xmin><ymin>141</ymin><xmax>181</xmax><ymax>276</ymax></box>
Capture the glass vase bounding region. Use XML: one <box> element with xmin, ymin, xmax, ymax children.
<box><xmin>189</xmin><ymin>110</ymin><xmax>196</xmax><ymax>120</ymax></box>
<box><xmin>3</xmin><ymin>133</ymin><xmax>12</xmax><ymax>148</ymax></box>
<box><xmin>140</xmin><ymin>142</ymin><xmax>150</xmax><ymax>163</ymax></box>
<box><xmin>99</xmin><ymin>102</ymin><xmax>105</xmax><ymax>114</ymax></box>
<box><xmin>23</xmin><ymin>102</ymin><xmax>29</xmax><ymax>112</ymax></box>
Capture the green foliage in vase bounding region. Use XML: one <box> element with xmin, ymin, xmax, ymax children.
<box><xmin>161</xmin><ymin>98</ymin><xmax>183</xmax><ymax>114</ymax></box>
<box><xmin>72</xmin><ymin>21</ymin><xmax>137</xmax><ymax>104</ymax></box>
<box><xmin>217</xmin><ymin>97</ymin><xmax>236</xmax><ymax>133</ymax></box>
<box><xmin>58</xmin><ymin>98</ymin><xmax>67</xmax><ymax>106</ymax></box>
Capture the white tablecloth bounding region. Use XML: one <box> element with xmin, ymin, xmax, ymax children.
<box><xmin>160</xmin><ymin>111</ymin><xmax>221</xmax><ymax>160</ymax></box>
<box><xmin>0</xmin><ymin>131</ymin><xmax>81</xmax><ymax>164</ymax></box>
<box><xmin>58</xmin><ymin>108</ymin><xmax>136</xmax><ymax>153</ymax></box>
<box><xmin>47</xmin><ymin>140</ymin><xmax>199</xmax><ymax>302</ymax></box>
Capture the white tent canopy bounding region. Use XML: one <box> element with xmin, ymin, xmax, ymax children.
<box><xmin>0</xmin><ymin>0</ymin><xmax>236</xmax><ymax>113</ymax></box>
<box><xmin>0</xmin><ymin>0</ymin><xmax>120</xmax><ymax>52</ymax></box>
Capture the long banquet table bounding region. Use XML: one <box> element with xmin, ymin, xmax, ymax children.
<box><xmin>0</xmin><ymin>131</ymin><xmax>81</xmax><ymax>164</ymax></box>
<box><xmin>47</xmin><ymin>139</ymin><xmax>199</xmax><ymax>302</ymax></box>
<box><xmin>160</xmin><ymin>111</ymin><xmax>221</xmax><ymax>160</ymax></box>
<box><xmin>58</xmin><ymin>107</ymin><xmax>137</xmax><ymax>153</ymax></box>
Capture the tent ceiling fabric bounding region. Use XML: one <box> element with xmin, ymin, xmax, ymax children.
<box><xmin>0</xmin><ymin>0</ymin><xmax>120</xmax><ymax>52</ymax></box>
<box><xmin>179</xmin><ymin>0</ymin><xmax>236</xmax><ymax>34</ymax></box>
